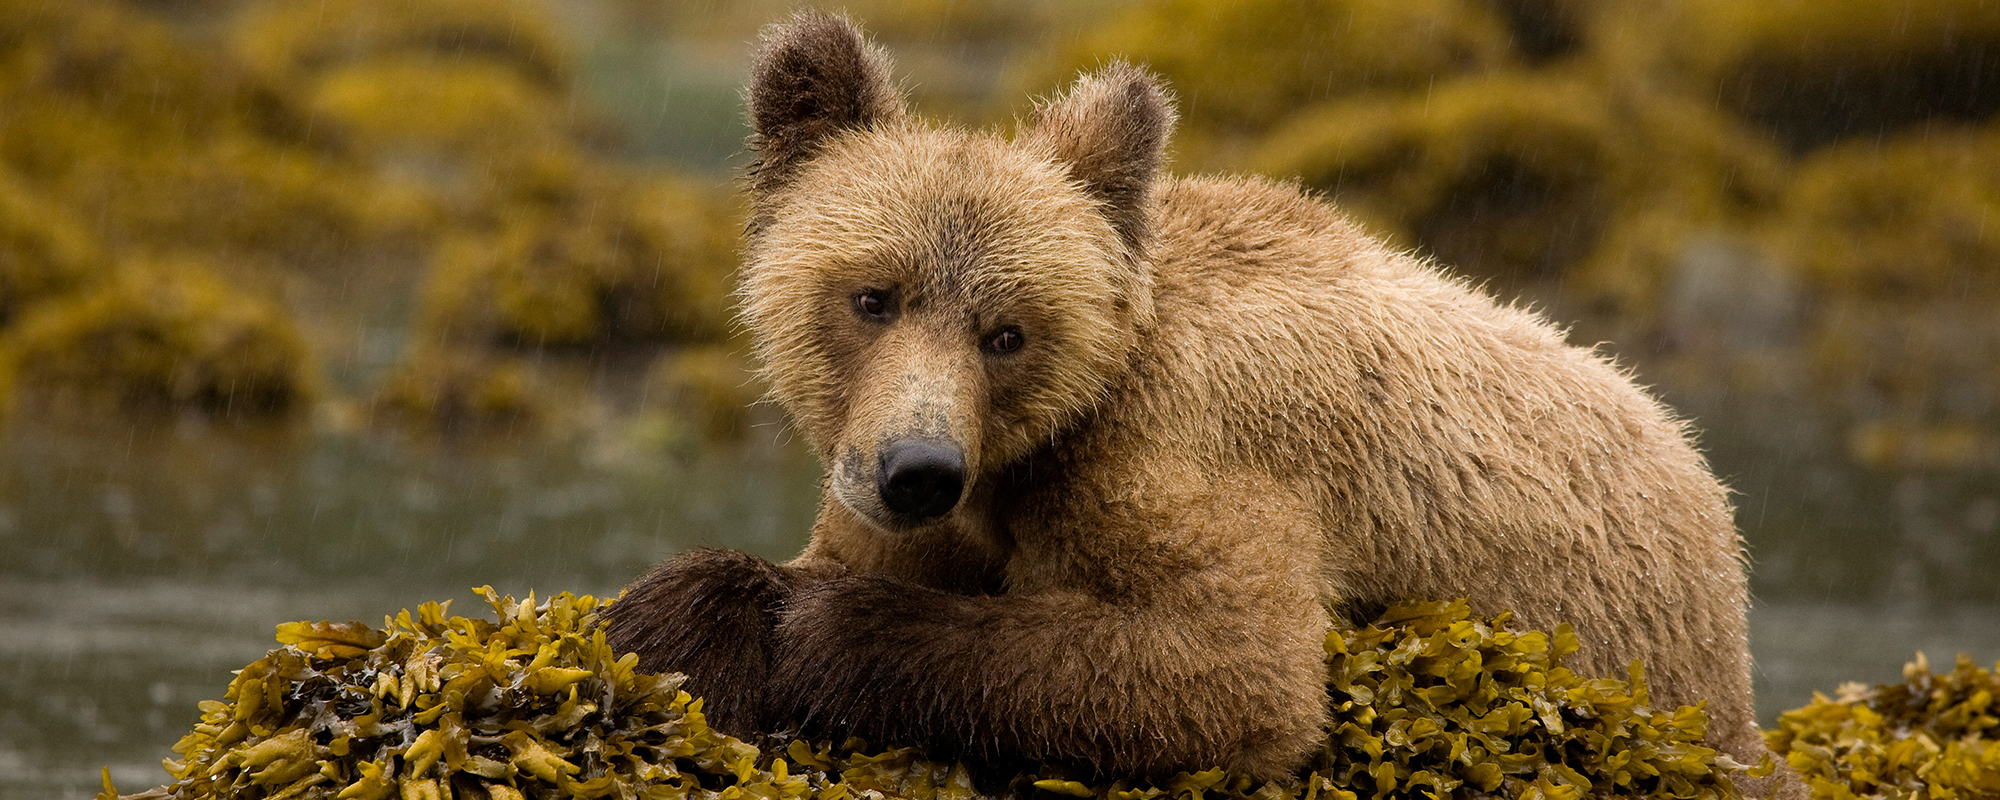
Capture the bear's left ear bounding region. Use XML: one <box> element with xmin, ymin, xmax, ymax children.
<box><xmin>1027</xmin><ymin>62</ymin><xmax>1176</xmax><ymax>253</ymax></box>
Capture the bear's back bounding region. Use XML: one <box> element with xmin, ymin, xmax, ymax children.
<box><xmin>1103</xmin><ymin>174</ymin><xmax>1745</xmax><ymax>712</ymax></box>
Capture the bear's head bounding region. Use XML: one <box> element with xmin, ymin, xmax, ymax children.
<box><xmin>739</xmin><ymin>13</ymin><xmax>1171</xmax><ymax>533</ymax></box>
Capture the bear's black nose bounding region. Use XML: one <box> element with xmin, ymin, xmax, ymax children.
<box><xmin>877</xmin><ymin>439</ymin><xmax>965</xmax><ymax>520</ymax></box>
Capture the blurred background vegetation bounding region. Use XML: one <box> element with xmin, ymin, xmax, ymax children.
<box><xmin>1</xmin><ymin>0</ymin><xmax>1997</xmax><ymax>795</ymax></box>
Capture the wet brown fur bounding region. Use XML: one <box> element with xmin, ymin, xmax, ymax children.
<box><xmin>608</xmin><ymin>13</ymin><xmax>1800</xmax><ymax>796</ymax></box>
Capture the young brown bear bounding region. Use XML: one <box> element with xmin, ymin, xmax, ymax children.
<box><xmin>606</xmin><ymin>12</ymin><xmax>1799</xmax><ymax>796</ymax></box>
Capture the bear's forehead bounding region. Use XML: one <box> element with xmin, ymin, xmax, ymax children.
<box><xmin>762</xmin><ymin>127</ymin><xmax>1126</xmax><ymax>296</ymax></box>
<box><xmin>789</xmin><ymin>128</ymin><xmax>1115</xmax><ymax>247</ymax></box>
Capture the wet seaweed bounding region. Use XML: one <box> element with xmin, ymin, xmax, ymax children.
<box><xmin>104</xmin><ymin>594</ymin><xmax>1777</xmax><ymax>800</ymax></box>
<box><xmin>1766</xmin><ymin>653</ymin><xmax>2000</xmax><ymax>799</ymax></box>
<box><xmin>108</xmin><ymin>589</ymin><xmax>779</xmax><ymax>800</ymax></box>
<box><xmin>1314</xmin><ymin>600</ymin><xmax>1768</xmax><ymax>800</ymax></box>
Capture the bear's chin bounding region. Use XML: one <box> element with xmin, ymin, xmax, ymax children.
<box><xmin>837</xmin><ymin>494</ymin><xmax>959</xmax><ymax>535</ymax></box>
<box><xmin>826</xmin><ymin>470</ymin><xmax>954</xmax><ymax>536</ymax></box>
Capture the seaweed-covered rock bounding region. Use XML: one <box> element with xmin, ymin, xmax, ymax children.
<box><xmin>1029</xmin><ymin>0</ymin><xmax>1518</xmax><ymax>166</ymax></box>
<box><xmin>0</xmin><ymin>0</ymin><xmax>396</xmax><ymax>259</ymax></box>
<box><xmin>69</xmin><ymin>602</ymin><xmax>821</xmax><ymax>800</ymax></box>
<box><xmin>0</xmin><ymin>262</ymin><xmax>315</xmax><ymax>417</ymax></box>
<box><xmin>1762</xmin><ymin>129</ymin><xmax>2000</xmax><ymax>470</ymax></box>
<box><xmin>0</xmin><ymin>0</ymin><xmax>299</xmax><ymax>158</ymax></box>
<box><xmin>1766</xmin><ymin>653</ymin><xmax>2000</xmax><ymax>799</ymax></box>
<box><xmin>1656</xmin><ymin>0</ymin><xmax>2000</xmax><ymax>150</ymax></box>
<box><xmin>231</xmin><ymin>0</ymin><xmax>586</xmax><ymax>171</ymax></box>
<box><xmin>1316</xmin><ymin>600</ymin><xmax>1763</xmax><ymax>800</ymax></box>
<box><xmin>103</xmin><ymin>595</ymin><xmax>1769</xmax><ymax>800</ymax></box>
<box><xmin>308</xmin><ymin>57</ymin><xmax>571</xmax><ymax>156</ymax></box>
<box><xmin>368</xmin><ymin>346</ymin><xmax>548</xmax><ymax>436</ymax></box>
<box><xmin>1254</xmin><ymin>74</ymin><xmax>1782</xmax><ymax>302</ymax></box>
<box><xmin>106</xmin><ymin>588</ymin><xmax>811</xmax><ymax>800</ymax></box>
<box><xmin>418</xmin><ymin>166</ymin><xmax>735</xmax><ymax>349</ymax></box>
<box><xmin>1772</xmin><ymin>130</ymin><xmax>2000</xmax><ymax>302</ymax></box>
<box><xmin>233</xmin><ymin>0</ymin><xmax>570</xmax><ymax>92</ymax></box>
<box><xmin>229</xmin><ymin>0</ymin><xmax>592</xmax><ymax>210</ymax></box>
<box><xmin>641</xmin><ymin>346</ymin><xmax>769</xmax><ymax>444</ymax></box>
<box><xmin>0</xmin><ymin>171</ymin><xmax>98</xmax><ymax>325</ymax></box>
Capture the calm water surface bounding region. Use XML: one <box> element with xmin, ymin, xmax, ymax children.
<box><xmin>1</xmin><ymin>418</ymin><xmax>822</xmax><ymax>798</ymax></box>
<box><xmin>3</xmin><ymin>418</ymin><xmax>1996</xmax><ymax>798</ymax></box>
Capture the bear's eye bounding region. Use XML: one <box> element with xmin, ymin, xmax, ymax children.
<box><xmin>854</xmin><ymin>290</ymin><xmax>892</xmax><ymax>320</ymax></box>
<box><xmin>984</xmin><ymin>327</ymin><xmax>1024</xmax><ymax>354</ymax></box>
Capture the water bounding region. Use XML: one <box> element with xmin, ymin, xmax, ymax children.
<box><xmin>3</xmin><ymin>416</ymin><xmax>1997</xmax><ymax>799</ymax></box>
<box><xmin>0</xmin><ymin>418</ymin><xmax>822</xmax><ymax>798</ymax></box>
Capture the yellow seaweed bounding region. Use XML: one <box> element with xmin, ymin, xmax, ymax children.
<box><xmin>105</xmin><ymin>594</ymin><xmax>1779</xmax><ymax>800</ymax></box>
<box><xmin>1766</xmin><ymin>653</ymin><xmax>2000</xmax><ymax>800</ymax></box>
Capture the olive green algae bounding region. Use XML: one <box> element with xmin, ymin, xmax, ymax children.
<box><xmin>103</xmin><ymin>592</ymin><xmax>1809</xmax><ymax>800</ymax></box>
<box><xmin>105</xmin><ymin>590</ymin><xmax>2000</xmax><ymax>799</ymax></box>
<box><xmin>1768</xmin><ymin>653</ymin><xmax>2000</xmax><ymax>799</ymax></box>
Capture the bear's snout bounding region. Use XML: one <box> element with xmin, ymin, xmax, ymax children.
<box><xmin>877</xmin><ymin>439</ymin><xmax>966</xmax><ymax>520</ymax></box>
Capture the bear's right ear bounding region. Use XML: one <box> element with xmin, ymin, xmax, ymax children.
<box><xmin>746</xmin><ymin>13</ymin><xmax>906</xmax><ymax>199</ymax></box>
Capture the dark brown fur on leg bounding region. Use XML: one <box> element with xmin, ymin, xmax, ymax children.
<box><xmin>766</xmin><ymin>573</ymin><xmax>1327</xmax><ymax>781</ymax></box>
<box><xmin>603</xmin><ymin>548</ymin><xmax>798</xmax><ymax>736</ymax></box>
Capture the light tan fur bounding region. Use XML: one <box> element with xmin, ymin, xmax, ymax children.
<box><xmin>607</xmin><ymin>14</ymin><xmax>1799</xmax><ymax>796</ymax></box>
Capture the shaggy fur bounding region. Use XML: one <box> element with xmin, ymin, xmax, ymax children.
<box><xmin>602</xmin><ymin>549</ymin><xmax>797</xmax><ymax>734</ymax></box>
<box><xmin>609</xmin><ymin>12</ymin><xmax>1801</xmax><ymax>797</ymax></box>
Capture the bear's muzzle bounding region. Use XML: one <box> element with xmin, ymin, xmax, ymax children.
<box><xmin>876</xmin><ymin>438</ymin><xmax>965</xmax><ymax>520</ymax></box>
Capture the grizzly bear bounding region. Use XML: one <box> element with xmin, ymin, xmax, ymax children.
<box><xmin>606</xmin><ymin>12</ymin><xmax>1797</xmax><ymax>796</ymax></box>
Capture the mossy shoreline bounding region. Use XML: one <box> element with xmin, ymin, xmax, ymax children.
<box><xmin>106</xmin><ymin>589</ymin><xmax>1993</xmax><ymax>800</ymax></box>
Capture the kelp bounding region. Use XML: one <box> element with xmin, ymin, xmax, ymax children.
<box><xmin>103</xmin><ymin>595</ymin><xmax>1771</xmax><ymax>800</ymax></box>
<box><xmin>1314</xmin><ymin>599</ymin><xmax>1765</xmax><ymax>800</ymax></box>
<box><xmin>1766</xmin><ymin>653</ymin><xmax>2000</xmax><ymax>799</ymax></box>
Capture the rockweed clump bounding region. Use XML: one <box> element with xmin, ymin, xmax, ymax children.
<box><xmin>104</xmin><ymin>594</ymin><xmax>1786</xmax><ymax>800</ymax></box>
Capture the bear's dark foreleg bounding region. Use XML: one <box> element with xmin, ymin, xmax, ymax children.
<box><xmin>602</xmin><ymin>548</ymin><xmax>802</xmax><ymax>736</ymax></box>
<box><xmin>764</xmin><ymin>573</ymin><xmax>1328</xmax><ymax>781</ymax></box>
